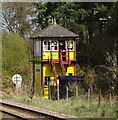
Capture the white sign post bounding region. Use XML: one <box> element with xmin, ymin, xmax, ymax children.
<box><xmin>12</xmin><ymin>74</ymin><xmax>22</xmax><ymax>88</ymax></box>
<box><xmin>12</xmin><ymin>74</ymin><xmax>22</xmax><ymax>101</ymax></box>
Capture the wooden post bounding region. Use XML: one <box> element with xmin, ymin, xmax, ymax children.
<box><xmin>56</xmin><ymin>80</ymin><xmax>59</xmax><ymax>100</ymax></box>
<box><xmin>87</xmin><ymin>88</ymin><xmax>91</xmax><ymax>108</ymax></box>
<box><xmin>76</xmin><ymin>86</ymin><xmax>78</xmax><ymax>98</ymax></box>
<box><xmin>57</xmin><ymin>85</ymin><xmax>59</xmax><ymax>100</ymax></box>
<box><xmin>88</xmin><ymin>88</ymin><xmax>90</xmax><ymax>101</ymax></box>
<box><xmin>98</xmin><ymin>89</ymin><xmax>101</xmax><ymax>108</ymax></box>
<box><xmin>40</xmin><ymin>86</ymin><xmax>43</xmax><ymax>98</ymax></box>
<box><xmin>48</xmin><ymin>85</ymin><xmax>51</xmax><ymax>99</ymax></box>
<box><xmin>16</xmin><ymin>87</ymin><xmax>19</xmax><ymax>101</ymax></box>
<box><xmin>109</xmin><ymin>93</ymin><xmax>112</xmax><ymax>108</ymax></box>
<box><xmin>66</xmin><ymin>86</ymin><xmax>68</xmax><ymax>99</ymax></box>
<box><xmin>116</xmin><ymin>96</ymin><xmax>118</xmax><ymax>118</ymax></box>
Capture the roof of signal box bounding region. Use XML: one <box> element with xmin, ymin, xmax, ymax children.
<box><xmin>30</xmin><ymin>23</ymin><xmax>78</xmax><ymax>39</ymax></box>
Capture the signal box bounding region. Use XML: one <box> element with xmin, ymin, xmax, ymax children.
<box><xmin>30</xmin><ymin>23</ymin><xmax>78</xmax><ymax>99</ymax></box>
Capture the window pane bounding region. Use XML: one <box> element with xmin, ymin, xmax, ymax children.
<box><xmin>43</xmin><ymin>41</ymin><xmax>48</xmax><ymax>50</ymax></box>
<box><xmin>54</xmin><ymin>41</ymin><xmax>57</xmax><ymax>45</ymax></box>
<box><xmin>67</xmin><ymin>40</ymin><xmax>73</xmax><ymax>50</ymax></box>
<box><xmin>51</xmin><ymin>41</ymin><xmax>54</xmax><ymax>46</ymax></box>
<box><xmin>55</xmin><ymin>46</ymin><xmax>57</xmax><ymax>50</ymax></box>
<box><xmin>43</xmin><ymin>40</ymin><xmax>58</xmax><ymax>51</ymax></box>
<box><xmin>48</xmin><ymin>41</ymin><xmax>51</xmax><ymax>50</ymax></box>
<box><xmin>51</xmin><ymin>41</ymin><xmax>58</xmax><ymax>50</ymax></box>
<box><xmin>34</xmin><ymin>41</ymin><xmax>41</xmax><ymax>56</ymax></box>
<box><xmin>44</xmin><ymin>77</ymin><xmax>50</xmax><ymax>86</ymax></box>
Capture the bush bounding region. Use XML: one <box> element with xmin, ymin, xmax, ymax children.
<box><xmin>2</xmin><ymin>32</ymin><xmax>31</xmax><ymax>93</ymax></box>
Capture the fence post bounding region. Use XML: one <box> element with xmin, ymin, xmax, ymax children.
<box><xmin>88</xmin><ymin>88</ymin><xmax>91</xmax><ymax>101</ymax></box>
<box><xmin>66</xmin><ymin>86</ymin><xmax>68</xmax><ymax>99</ymax></box>
<box><xmin>41</xmin><ymin>86</ymin><xmax>43</xmax><ymax>98</ymax></box>
<box><xmin>76</xmin><ymin>86</ymin><xmax>78</xmax><ymax>98</ymax></box>
<box><xmin>57</xmin><ymin>84</ymin><xmax>59</xmax><ymax>100</ymax></box>
<box><xmin>116</xmin><ymin>96</ymin><xmax>118</xmax><ymax>118</ymax></box>
<box><xmin>98</xmin><ymin>89</ymin><xmax>101</xmax><ymax>108</ymax></box>
<box><xmin>49</xmin><ymin>85</ymin><xmax>51</xmax><ymax>99</ymax></box>
<box><xmin>109</xmin><ymin>93</ymin><xmax>112</xmax><ymax>108</ymax></box>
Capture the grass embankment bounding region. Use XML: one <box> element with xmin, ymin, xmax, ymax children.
<box><xmin>2</xmin><ymin>91</ymin><xmax>118</xmax><ymax>118</ymax></box>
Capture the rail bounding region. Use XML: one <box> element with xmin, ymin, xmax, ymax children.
<box><xmin>1</xmin><ymin>99</ymin><xmax>78</xmax><ymax>119</ymax></box>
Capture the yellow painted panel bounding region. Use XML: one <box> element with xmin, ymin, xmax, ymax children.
<box><xmin>43</xmin><ymin>51</ymin><xmax>74</xmax><ymax>60</ymax></box>
<box><xmin>43</xmin><ymin>63</ymin><xmax>75</xmax><ymax>76</ymax></box>
<box><xmin>50</xmin><ymin>77</ymin><xmax>56</xmax><ymax>86</ymax></box>
<box><xmin>53</xmin><ymin>81</ymin><xmax>57</xmax><ymax>86</ymax></box>
<box><xmin>43</xmin><ymin>64</ymin><xmax>56</xmax><ymax>87</ymax></box>
<box><xmin>52</xmin><ymin>52</ymin><xmax>59</xmax><ymax>59</ymax></box>
<box><xmin>34</xmin><ymin>64</ymin><xmax>41</xmax><ymax>94</ymax></box>
<box><xmin>69</xmin><ymin>52</ymin><xmax>74</xmax><ymax>60</ymax></box>
<box><xmin>43</xmin><ymin>52</ymin><xmax>58</xmax><ymax>60</ymax></box>
<box><xmin>66</xmin><ymin>52</ymin><xmax>74</xmax><ymax>60</ymax></box>
<box><xmin>43</xmin><ymin>64</ymin><xmax>54</xmax><ymax>76</ymax></box>
<box><xmin>66</xmin><ymin>64</ymin><xmax>74</xmax><ymax>76</ymax></box>
<box><xmin>44</xmin><ymin>87</ymin><xmax>49</xmax><ymax>99</ymax></box>
<box><xmin>44</xmin><ymin>96</ymin><xmax>48</xmax><ymax>99</ymax></box>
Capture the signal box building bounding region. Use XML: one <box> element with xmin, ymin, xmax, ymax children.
<box><xmin>30</xmin><ymin>23</ymin><xmax>78</xmax><ymax>99</ymax></box>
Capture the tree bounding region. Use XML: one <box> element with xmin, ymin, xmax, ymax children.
<box><xmin>2</xmin><ymin>32</ymin><xmax>29</xmax><ymax>73</ymax></box>
<box><xmin>7</xmin><ymin>2</ymin><xmax>116</xmax><ymax>94</ymax></box>
<box><xmin>2</xmin><ymin>32</ymin><xmax>31</xmax><ymax>92</ymax></box>
<box><xmin>2</xmin><ymin>2</ymin><xmax>33</xmax><ymax>37</ymax></box>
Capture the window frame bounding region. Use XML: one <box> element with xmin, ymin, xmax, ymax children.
<box><xmin>43</xmin><ymin>40</ymin><xmax>58</xmax><ymax>51</ymax></box>
<box><xmin>34</xmin><ymin>40</ymin><xmax>41</xmax><ymax>57</ymax></box>
<box><xmin>66</xmin><ymin>40</ymin><xmax>74</xmax><ymax>51</ymax></box>
<box><xmin>44</xmin><ymin>76</ymin><xmax>50</xmax><ymax>87</ymax></box>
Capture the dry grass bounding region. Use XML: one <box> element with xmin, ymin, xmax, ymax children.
<box><xmin>2</xmin><ymin>91</ymin><xmax>118</xmax><ymax>118</ymax></box>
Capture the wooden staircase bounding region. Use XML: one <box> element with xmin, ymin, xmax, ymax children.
<box><xmin>49</xmin><ymin>50</ymin><xmax>71</xmax><ymax>81</ymax></box>
<box><xmin>55</xmin><ymin>64</ymin><xmax>62</xmax><ymax>75</ymax></box>
<box><xmin>50</xmin><ymin>52</ymin><xmax>57</xmax><ymax>81</ymax></box>
<box><xmin>60</xmin><ymin>62</ymin><xmax>66</xmax><ymax>75</ymax></box>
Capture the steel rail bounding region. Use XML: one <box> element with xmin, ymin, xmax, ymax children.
<box><xmin>0</xmin><ymin>99</ymin><xmax>79</xmax><ymax>120</ymax></box>
<box><xmin>1</xmin><ymin>110</ymin><xmax>25</xmax><ymax>119</ymax></box>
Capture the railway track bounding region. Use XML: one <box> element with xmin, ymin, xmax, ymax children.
<box><xmin>0</xmin><ymin>99</ymin><xmax>79</xmax><ymax>120</ymax></box>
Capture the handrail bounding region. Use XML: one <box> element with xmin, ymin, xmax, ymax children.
<box><xmin>59</xmin><ymin>50</ymin><xmax>62</xmax><ymax>62</ymax></box>
<box><xmin>49</xmin><ymin>49</ymin><xmax>72</xmax><ymax>80</ymax></box>
<box><xmin>68</xmin><ymin>49</ymin><xmax>70</xmax><ymax>66</ymax></box>
<box><xmin>59</xmin><ymin>50</ymin><xmax>66</xmax><ymax>75</ymax></box>
<box><xmin>60</xmin><ymin>62</ymin><xmax>65</xmax><ymax>75</ymax></box>
<box><xmin>50</xmin><ymin>51</ymin><xmax>57</xmax><ymax>81</ymax></box>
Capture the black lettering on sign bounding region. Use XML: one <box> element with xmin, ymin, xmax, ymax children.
<box><xmin>36</xmin><ymin>69</ymin><xmax>40</xmax><ymax>72</ymax></box>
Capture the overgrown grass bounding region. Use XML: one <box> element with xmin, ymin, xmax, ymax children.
<box><xmin>2</xmin><ymin>91</ymin><xmax>118</xmax><ymax>118</ymax></box>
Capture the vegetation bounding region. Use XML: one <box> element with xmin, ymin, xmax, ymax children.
<box><xmin>2</xmin><ymin>32</ymin><xmax>31</xmax><ymax>93</ymax></box>
<box><xmin>2</xmin><ymin>92</ymin><xmax>118</xmax><ymax>118</ymax></box>
<box><xmin>1</xmin><ymin>2</ymin><xmax>118</xmax><ymax>118</ymax></box>
<box><xmin>2</xmin><ymin>2</ymin><xmax>32</xmax><ymax>37</ymax></box>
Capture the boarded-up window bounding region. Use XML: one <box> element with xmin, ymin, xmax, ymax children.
<box><xmin>34</xmin><ymin>41</ymin><xmax>41</xmax><ymax>56</ymax></box>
